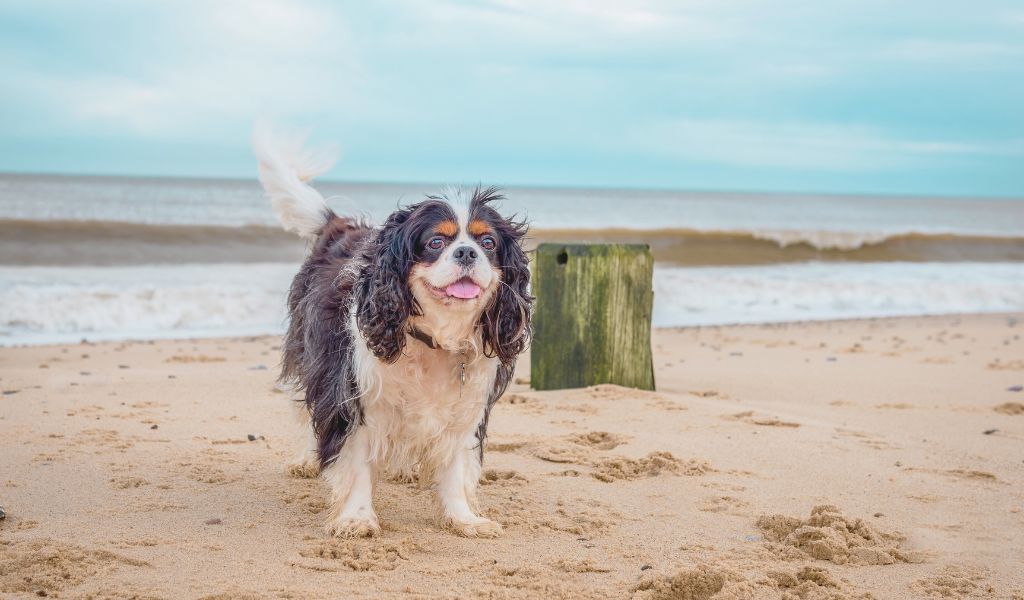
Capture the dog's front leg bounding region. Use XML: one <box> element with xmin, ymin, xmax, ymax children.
<box><xmin>322</xmin><ymin>426</ymin><xmax>380</xmax><ymax>537</ymax></box>
<box><xmin>436</xmin><ymin>436</ymin><xmax>503</xmax><ymax>538</ymax></box>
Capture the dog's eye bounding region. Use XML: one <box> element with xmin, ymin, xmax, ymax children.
<box><xmin>427</xmin><ymin>237</ymin><xmax>446</xmax><ymax>251</ymax></box>
<box><xmin>480</xmin><ymin>236</ymin><xmax>496</xmax><ymax>251</ymax></box>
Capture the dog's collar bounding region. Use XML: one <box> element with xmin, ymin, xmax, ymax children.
<box><xmin>407</xmin><ymin>326</ymin><xmax>468</xmax><ymax>388</ymax></box>
<box><xmin>407</xmin><ymin>326</ymin><xmax>441</xmax><ymax>350</ymax></box>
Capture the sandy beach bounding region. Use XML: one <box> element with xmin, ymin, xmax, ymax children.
<box><xmin>1</xmin><ymin>313</ymin><xmax>1023</xmax><ymax>599</ymax></box>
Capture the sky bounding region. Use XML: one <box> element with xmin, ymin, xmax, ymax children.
<box><xmin>0</xmin><ymin>1</ymin><xmax>1022</xmax><ymax>197</ymax></box>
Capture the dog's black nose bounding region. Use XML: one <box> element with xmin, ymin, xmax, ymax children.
<box><xmin>452</xmin><ymin>245</ymin><xmax>478</xmax><ymax>266</ymax></box>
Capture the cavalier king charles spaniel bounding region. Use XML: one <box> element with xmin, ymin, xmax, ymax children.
<box><xmin>254</xmin><ymin>129</ymin><xmax>531</xmax><ymax>538</ymax></box>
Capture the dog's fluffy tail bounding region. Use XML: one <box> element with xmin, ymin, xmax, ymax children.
<box><xmin>253</xmin><ymin>124</ymin><xmax>338</xmax><ymax>239</ymax></box>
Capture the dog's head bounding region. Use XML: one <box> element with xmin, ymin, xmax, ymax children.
<box><xmin>355</xmin><ymin>187</ymin><xmax>531</xmax><ymax>365</ymax></box>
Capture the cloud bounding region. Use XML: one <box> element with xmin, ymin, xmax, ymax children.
<box><xmin>635</xmin><ymin>118</ymin><xmax>1016</xmax><ymax>171</ymax></box>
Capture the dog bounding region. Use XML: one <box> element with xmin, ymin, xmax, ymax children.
<box><xmin>254</xmin><ymin>129</ymin><xmax>531</xmax><ymax>538</ymax></box>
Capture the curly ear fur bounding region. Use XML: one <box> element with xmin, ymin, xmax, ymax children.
<box><xmin>354</xmin><ymin>209</ymin><xmax>419</xmax><ymax>363</ymax></box>
<box><xmin>473</xmin><ymin>189</ymin><xmax>533</xmax><ymax>366</ymax></box>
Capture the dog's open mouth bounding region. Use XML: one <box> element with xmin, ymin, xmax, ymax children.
<box><xmin>430</xmin><ymin>276</ymin><xmax>482</xmax><ymax>300</ymax></box>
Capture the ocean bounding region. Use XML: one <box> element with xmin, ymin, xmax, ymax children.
<box><xmin>2</xmin><ymin>173</ymin><xmax>1023</xmax><ymax>345</ymax></box>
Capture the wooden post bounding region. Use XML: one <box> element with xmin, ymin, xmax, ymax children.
<box><xmin>530</xmin><ymin>243</ymin><xmax>655</xmax><ymax>391</ymax></box>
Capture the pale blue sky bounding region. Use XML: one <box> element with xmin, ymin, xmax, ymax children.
<box><xmin>1</xmin><ymin>1</ymin><xmax>1022</xmax><ymax>196</ymax></box>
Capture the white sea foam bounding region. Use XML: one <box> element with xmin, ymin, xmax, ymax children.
<box><xmin>2</xmin><ymin>262</ymin><xmax>1023</xmax><ymax>346</ymax></box>
<box><xmin>653</xmin><ymin>262</ymin><xmax>1024</xmax><ymax>327</ymax></box>
<box><xmin>0</xmin><ymin>264</ymin><xmax>293</xmax><ymax>346</ymax></box>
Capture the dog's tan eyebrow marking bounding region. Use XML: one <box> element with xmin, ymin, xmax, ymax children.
<box><xmin>468</xmin><ymin>220</ymin><xmax>491</xmax><ymax>236</ymax></box>
<box><xmin>435</xmin><ymin>220</ymin><xmax>458</xmax><ymax>237</ymax></box>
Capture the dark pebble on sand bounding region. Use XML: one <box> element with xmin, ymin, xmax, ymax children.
<box><xmin>247</xmin><ymin>434</ymin><xmax>256</xmax><ymax>441</ymax></box>
<box><xmin>1008</xmin><ymin>385</ymin><xmax>1023</xmax><ymax>392</ymax></box>
<box><xmin>204</xmin><ymin>518</ymin><xmax>223</xmax><ymax>525</ymax></box>
<box><xmin>983</xmin><ymin>429</ymin><xmax>998</xmax><ymax>435</ymax></box>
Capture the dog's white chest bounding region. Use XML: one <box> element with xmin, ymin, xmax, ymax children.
<box><xmin>354</xmin><ymin>339</ymin><xmax>498</xmax><ymax>469</ymax></box>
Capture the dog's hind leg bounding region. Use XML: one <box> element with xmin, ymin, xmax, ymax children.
<box><xmin>286</xmin><ymin>400</ymin><xmax>321</xmax><ymax>479</ymax></box>
<box><xmin>435</xmin><ymin>435</ymin><xmax>503</xmax><ymax>538</ymax></box>
<box><xmin>322</xmin><ymin>426</ymin><xmax>380</xmax><ymax>537</ymax></box>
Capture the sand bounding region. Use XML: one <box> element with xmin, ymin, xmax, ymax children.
<box><xmin>1</xmin><ymin>313</ymin><xmax>1023</xmax><ymax>599</ymax></box>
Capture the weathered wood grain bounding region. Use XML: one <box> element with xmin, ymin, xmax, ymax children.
<box><xmin>531</xmin><ymin>243</ymin><xmax>655</xmax><ymax>391</ymax></box>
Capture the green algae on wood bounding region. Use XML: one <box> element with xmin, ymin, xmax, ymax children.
<box><xmin>531</xmin><ymin>243</ymin><xmax>655</xmax><ymax>391</ymax></box>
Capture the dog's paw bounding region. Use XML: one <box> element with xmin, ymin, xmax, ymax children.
<box><xmin>326</xmin><ymin>516</ymin><xmax>381</xmax><ymax>538</ymax></box>
<box><xmin>446</xmin><ymin>517</ymin><xmax>503</xmax><ymax>539</ymax></box>
<box><xmin>287</xmin><ymin>458</ymin><xmax>321</xmax><ymax>479</ymax></box>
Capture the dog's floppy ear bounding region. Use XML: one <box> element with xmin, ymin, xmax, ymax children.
<box><xmin>355</xmin><ymin>209</ymin><xmax>418</xmax><ymax>363</ymax></box>
<box><xmin>480</xmin><ymin>212</ymin><xmax>532</xmax><ymax>366</ymax></box>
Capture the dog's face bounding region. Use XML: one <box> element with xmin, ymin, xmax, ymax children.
<box><xmin>408</xmin><ymin>199</ymin><xmax>505</xmax><ymax>315</ymax></box>
<box><xmin>355</xmin><ymin>187</ymin><xmax>532</xmax><ymax>364</ymax></box>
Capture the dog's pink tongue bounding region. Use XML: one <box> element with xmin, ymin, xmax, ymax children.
<box><xmin>446</xmin><ymin>280</ymin><xmax>481</xmax><ymax>299</ymax></box>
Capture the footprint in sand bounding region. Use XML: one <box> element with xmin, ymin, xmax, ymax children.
<box><xmin>479</xmin><ymin>469</ymin><xmax>528</xmax><ymax>486</ymax></box>
<box><xmin>698</xmin><ymin>495</ymin><xmax>751</xmax><ymax>515</ymax></box>
<box><xmin>993</xmin><ymin>402</ymin><xmax>1024</xmax><ymax>415</ymax></box>
<box><xmin>291</xmin><ymin>538</ymin><xmax>425</xmax><ymax>572</ymax></box>
<box><xmin>723</xmin><ymin>411</ymin><xmax>800</xmax><ymax>428</ymax></box>
<box><xmin>554</xmin><ymin>558</ymin><xmax>611</xmax><ymax>573</ymax></box>
<box><xmin>109</xmin><ymin>476</ymin><xmax>149</xmax><ymax>489</ymax></box>
<box><xmin>0</xmin><ymin>539</ymin><xmax>148</xmax><ymax>597</ymax></box>
<box><xmin>904</xmin><ymin>466</ymin><xmax>1000</xmax><ymax>483</ymax></box>
<box><xmin>164</xmin><ymin>354</ymin><xmax>226</xmax><ymax>363</ymax></box>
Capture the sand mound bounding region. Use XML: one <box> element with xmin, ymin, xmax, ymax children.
<box><xmin>293</xmin><ymin>537</ymin><xmax>423</xmax><ymax>572</ymax></box>
<box><xmin>765</xmin><ymin>566</ymin><xmax>856</xmax><ymax>600</ymax></box>
<box><xmin>993</xmin><ymin>402</ymin><xmax>1024</xmax><ymax>415</ymax></box>
<box><xmin>634</xmin><ymin>564</ymin><xmax>868</xmax><ymax>600</ymax></box>
<box><xmin>592</xmin><ymin>451</ymin><xmax>712</xmax><ymax>482</ymax></box>
<box><xmin>631</xmin><ymin>565</ymin><xmax>728</xmax><ymax>600</ymax></box>
<box><xmin>757</xmin><ymin>504</ymin><xmax>916</xmax><ymax>565</ymax></box>
<box><xmin>0</xmin><ymin>539</ymin><xmax>148</xmax><ymax>596</ymax></box>
<box><xmin>911</xmin><ymin>566</ymin><xmax>994</xmax><ymax>598</ymax></box>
